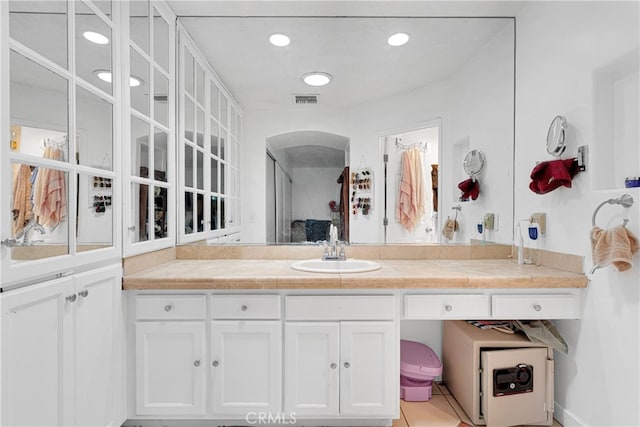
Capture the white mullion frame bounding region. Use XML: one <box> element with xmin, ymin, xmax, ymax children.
<box><xmin>81</xmin><ymin>0</ymin><xmax>113</xmax><ymax>27</ymax></box>
<box><xmin>177</xmin><ymin>23</ymin><xmax>243</xmax><ymax>243</ymax></box>
<box><xmin>1</xmin><ymin>0</ymin><xmax>122</xmax><ymax>286</ymax></box>
<box><xmin>68</xmin><ymin>0</ymin><xmax>78</xmax><ymax>257</ymax></box>
<box><xmin>124</xmin><ymin>0</ymin><xmax>175</xmax><ymax>256</ymax></box>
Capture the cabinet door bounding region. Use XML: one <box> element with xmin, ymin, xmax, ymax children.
<box><xmin>284</xmin><ymin>322</ymin><xmax>340</xmax><ymax>416</ymax></box>
<box><xmin>74</xmin><ymin>265</ymin><xmax>122</xmax><ymax>426</ymax></box>
<box><xmin>340</xmin><ymin>321</ymin><xmax>397</xmax><ymax>417</ymax></box>
<box><xmin>135</xmin><ymin>321</ymin><xmax>206</xmax><ymax>416</ymax></box>
<box><xmin>1</xmin><ymin>277</ymin><xmax>74</xmax><ymax>427</ymax></box>
<box><xmin>211</xmin><ymin>321</ymin><xmax>281</xmax><ymax>415</ymax></box>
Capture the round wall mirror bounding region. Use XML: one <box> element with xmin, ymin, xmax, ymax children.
<box><xmin>546</xmin><ymin>115</ymin><xmax>567</xmax><ymax>156</ymax></box>
<box><xmin>463</xmin><ymin>149</ymin><xmax>486</xmax><ymax>179</ymax></box>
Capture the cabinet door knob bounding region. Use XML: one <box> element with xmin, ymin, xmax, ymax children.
<box><xmin>330</xmin><ymin>363</ymin><xmax>337</xmax><ymax>369</ymax></box>
<box><xmin>533</xmin><ymin>304</ymin><xmax>542</xmax><ymax>312</ymax></box>
<box><xmin>193</xmin><ymin>360</ymin><xmax>201</xmax><ymax>367</ymax></box>
<box><xmin>343</xmin><ymin>362</ymin><xmax>351</xmax><ymax>368</ymax></box>
<box><xmin>164</xmin><ymin>304</ymin><xmax>173</xmax><ymax>312</ymax></box>
<box><xmin>241</xmin><ymin>305</ymin><xmax>248</xmax><ymax>311</ymax></box>
<box><xmin>66</xmin><ymin>294</ymin><xmax>77</xmax><ymax>303</ymax></box>
<box><xmin>444</xmin><ymin>304</ymin><xmax>453</xmax><ymax>312</ymax></box>
<box><xmin>78</xmin><ymin>289</ymin><xmax>89</xmax><ymax>298</ymax></box>
<box><xmin>212</xmin><ymin>360</ymin><xmax>219</xmax><ymax>367</ymax></box>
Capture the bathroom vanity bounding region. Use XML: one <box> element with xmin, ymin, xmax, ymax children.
<box><xmin>122</xmin><ymin>246</ymin><xmax>586</xmax><ymax>426</ymax></box>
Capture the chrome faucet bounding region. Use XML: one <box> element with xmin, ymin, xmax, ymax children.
<box><xmin>17</xmin><ymin>221</ymin><xmax>46</xmax><ymax>245</ymax></box>
<box><xmin>322</xmin><ymin>224</ymin><xmax>346</xmax><ymax>260</ymax></box>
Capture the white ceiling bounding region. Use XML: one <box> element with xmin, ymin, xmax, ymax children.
<box><xmin>178</xmin><ymin>15</ymin><xmax>514</xmax><ymax>110</ymax></box>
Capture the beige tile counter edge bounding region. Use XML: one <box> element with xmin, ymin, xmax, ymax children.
<box><xmin>123</xmin><ymin>259</ymin><xmax>589</xmax><ymax>290</ymax></box>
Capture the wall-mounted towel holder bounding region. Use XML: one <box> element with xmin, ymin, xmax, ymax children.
<box><xmin>590</xmin><ymin>194</ymin><xmax>635</xmax><ymax>274</ymax></box>
<box><xmin>591</xmin><ymin>194</ymin><xmax>634</xmax><ymax>228</ymax></box>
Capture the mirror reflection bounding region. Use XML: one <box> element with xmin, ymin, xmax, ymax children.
<box><xmin>179</xmin><ymin>16</ymin><xmax>515</xmax><ymax>245</ymax></box>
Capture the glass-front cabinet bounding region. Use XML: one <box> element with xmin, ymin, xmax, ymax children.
<box><xmin>1</xmin><ymin>0</ymin><xmax>121</xmax><ymax>285</ymax></box>
<box><xmin>125</xmin><ymin>1</ymin><xmax>176</xmax><ymax>255</ymax></box>
<box><xmin>178</xmin><ymin>26</ymin><xmax>242</xmax><ymax>244</ymax></box>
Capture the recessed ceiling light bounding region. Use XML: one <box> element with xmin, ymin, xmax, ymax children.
<box><xmin>269</xmin><ymin>33</ymin><xmax>290</xmax><ymax>47</ymax></box>
<box><xmin>388</xmin><ymin>32</ymin><xmax>410</xmax><ymax>47</ymax></box>
<box><xmin>302</xmin><ymin>72</ymin><xmax>332</xmax><ymax>87</ymax></box>
<box><xmin>83</xmin><ymin>31</ymin><xmax>109</xmax><ymax>45</ymax></box>
<box><xmin>94</xmin><ymin>70</ymin><xmax>143</xmax><ymax>87</ymax></box>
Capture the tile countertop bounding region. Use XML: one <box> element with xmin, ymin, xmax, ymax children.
<box><xmin>123</xmin><ymin>259</ymin><xmax>589</xmax><ymax>290</ymax></box>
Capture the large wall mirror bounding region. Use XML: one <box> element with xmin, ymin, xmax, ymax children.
<box><xmin>179</xmin><ymin>16</ymin><xmax>515</xmax><ymax>246</ymax></box>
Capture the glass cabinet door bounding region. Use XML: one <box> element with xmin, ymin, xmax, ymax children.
<box><xmin>177</xmin><ymin>28</ymin><xmax>242</xmax><ymax>244</ymax></box>
<box><xmin>2</xmin><ymin>0</ymin><xmax>119</xmax><ymax>285</ymax></box>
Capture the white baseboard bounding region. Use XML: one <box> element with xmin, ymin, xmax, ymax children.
<box><xmin>554</xmin><ymin>401</ymin><xmax>585</xmax><ymax>427</ymax></box>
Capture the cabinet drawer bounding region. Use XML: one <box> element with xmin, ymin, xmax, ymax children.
<box><xmin>404</xmin><ymin>294</ymin><xmax>490</xmax><ymax>319</ymax></box>
<box><xmin>136</xmin><ymin>295</ymin><xmax>206</xmax><ymax>320</ymax></box>
<box><xmin>286</xmin><ymin>295</ymin><xmax>395</xmax><ymax>320</ymax></box>
<box><xmin>211</xmin><ymin>294</ymin><xmax>281</xmax><ymax>319</ymax></box>
<box><xmin>492</xmin><ymin>294</ymin><xmax>580</xmax><ymax>319</ymax></box>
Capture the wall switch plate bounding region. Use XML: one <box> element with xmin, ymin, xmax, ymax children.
<box><xmin>577</xmin><ymin>145</ymin><xmax>588</xmax><ymax>172</ymax></box>
<box><xmin>484</xmin><ymin>213</ymin><xmax>495</xmax><ymax>230</ymax></box>
<box><xmin>530</xmin><ymin>212</ymin><xmax>546</xmax><ymax>234</ymax></box>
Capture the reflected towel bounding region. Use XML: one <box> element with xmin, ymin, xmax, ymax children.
<box><xmin>442</xmin><ymin>218</ymin><xmax>458</xmax><ymax>241</ymax></box>
<box><xmin>529</xmin><ymin>158</ymin><xmax>580</xmax><ymax>194</ymax></box>
<box><xmin>11</xmin><ymin>164</ymin><xmax>34</xmax><ymax>237</ymax></box>
<box><xmin>591</xmin><ymin>225</ymin><xmax>639</xmax><ymax>272</ymax></box>
<box><xmin>396</xmin><ymin>148</ymin><xmax>426</xmax><ymax>232</ymax></box>
<box><xmin>457</xmin><ymin>178</ymin><xmax>480</xmax><ymax>200</ymax></box>
<box><xmin>33</xmin><ymin>147</ymin><xmax>67</xmax><ymax>230</ymax></box>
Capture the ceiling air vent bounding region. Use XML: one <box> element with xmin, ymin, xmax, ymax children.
<box><xmin>293</xmin><ymin>94</ymin><xmax>319</xmax><ymax>105</ymax></box>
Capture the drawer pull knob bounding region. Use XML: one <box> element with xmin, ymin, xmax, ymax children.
<box><xmin>444</xmin><ymin>304</ymin><xmax>453</xmax><ymax>312</ymax></box>
<box><xmin>78</xmin><ymin>289</ymin><xmax>89</xmax><ymax>298</ymax></box>
<box><xmin>533</xmin><ymin>304</ymin><xmax>542</xmax><ymax>312</ymax></box>
<box><xmin>212</xmin><ymin>360</ymin><xmax>220</xmax><ymax>367</ymax></box>
<box><xmin>193</xmin><ymin>360</ymin><xmax>201</xmax><ymax>367</ymax></box>
<box><xmin>330</xmin><ymin>363</ymin><xmax>337</xmax><ymax>369</ymax></box>
<box><xmin>66</xmin><ymin>294</ymin><xmax>77</xmax><ymax>303</ymax></box>
<box><xmin>344</xmin><ymin>362</ymin><xmax>351</xmax><ymax>368</ymax></box>
<box><xmin>164</xmin><ymin>304</ymin><xmax>173</xmax><ymax>312</ymax></box>
<box><xmin>241</xmin><ymin>305</ymin><xmax>248</xmax><ymax>311</ymax></box>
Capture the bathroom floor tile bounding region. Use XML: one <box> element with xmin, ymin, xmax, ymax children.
<box><xmin>401</xmin><ymin>392</ymin><xmax>563</xmax><ymax>427</ymax></box>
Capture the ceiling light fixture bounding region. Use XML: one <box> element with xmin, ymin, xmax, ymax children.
<box><xmin>269</xmin><ymin>33</ymin><xmax>290</xmax><ymax>47</ymax></box>
<box><xmin>94</xmin><ymin>70</ymin><xmax>143</xmax><ymax>87</ymax></box>
<box><xmin>83</xmin><ymin>30</ymin><xmax>109</xmax><ymax>45</ymax></box>
<box><xmin>387</xmin><ymin>32</ymin><xmax>410</xmax><ymax>47</ymax></box>
<box><xmin>302</xmin><ymin>72</ymin><xmax>332</xmax><ymax>87</ymax></box>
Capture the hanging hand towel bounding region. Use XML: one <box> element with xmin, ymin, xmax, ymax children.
<box><xmin>457</xmin><ymin>178</ymin><xmax>480</xmax><ymax>200</ymax></box>
<box><xmin>590</xmin><ymin>225</ymin><xmax>639</xmax><ymax>272</ymax></box>
<box><xmin>529</xmin><ymin>158</ymin><xmax>580</xmax><ymax>194</ymax></box>
<box><xmin>11</xmin><ymin>164</ymin><xmax>34</xmax><ymax>237</ymax></box>
<box><xmin>442</xmin><ymin>218</ymin><xmax>458</xmax><ymax>241</ymax></box>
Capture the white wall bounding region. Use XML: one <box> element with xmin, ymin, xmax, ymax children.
<box><xmin>515</xmin><ymin>2</ymin><xmax>639</xmax><ymax>426</ymax></box>
<box><xmin>444</xmin><ymin>22</ymin><xmax>515</xmax><ymax>245</ymax></box>
<box><xmin>291</xmin><ymin>167</ymin><xmax>343</xmax><ymax>222</ymax></box>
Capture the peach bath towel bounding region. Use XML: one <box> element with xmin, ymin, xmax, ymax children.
<box><xmin>397</xmin><ymin>148</ymin><xmax>426</xmax><ymax>232</ymax></box>
<box><xmin>591</xmin><ymin>225</ymin><xmax>639</xmax><ymax>272</ymax></box>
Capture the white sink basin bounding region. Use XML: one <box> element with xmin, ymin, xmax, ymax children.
<box><xmin>290</xmin><ymin>259</ymin><xmax>382</xmax><ymax>274</ymax></box>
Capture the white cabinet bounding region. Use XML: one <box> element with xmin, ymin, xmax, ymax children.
<box><xmin>1</xmin><ymin>277</ymin><xmax>74</xmax><ymax>427</ymax></box>
<box><xmin>210</xmin><ymin>320</ymin><xmax>282</xmax><ymax>415</ymax></box>
<box><xmin>284</xmin><ymin>322</ymin><xmax>340</xmax><ymax>416</ymax></box>
<box><xmin>135</xmin><ymin>312</ymin><xmax>206</xmax><ymax>416</ymax></box>
<box><xmin>1</xmin><ymin>264</ymin><xmax>123</xmax><ymax>427</ymax></box>
<box><xmin>284</xmin><ymin>321</ymin><xmax>397</xmax><ymax>418</ymax></box>
<box><xmin>340</xmin><ymin>321</ymin><xmax>396</xmax><ymax>417</ymax></box>
<box><xmin>284</xmin><ymin>295</ymin><xmax>398</xmax><ymax>419</ymax></box>
<box><xmin>135</xmin><ymin>321</ymin><xmax>206</xmax><ymax>416</ymax></box>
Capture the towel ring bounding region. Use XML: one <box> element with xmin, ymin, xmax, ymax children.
<box><xmin>591</xmin><ymin>194</ymin><xmax>634</xmax><ymax>227</ymax></box>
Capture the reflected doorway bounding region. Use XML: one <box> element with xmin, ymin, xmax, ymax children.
<box><xmin>384</xmin><ymin>121</ymin><xmax>441</xmax><ymax>243</ymax></box>
<box><xmin>265</xmin><ymin>131</ymin><xmax>350</xmax><ymax>244</ymax></box>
